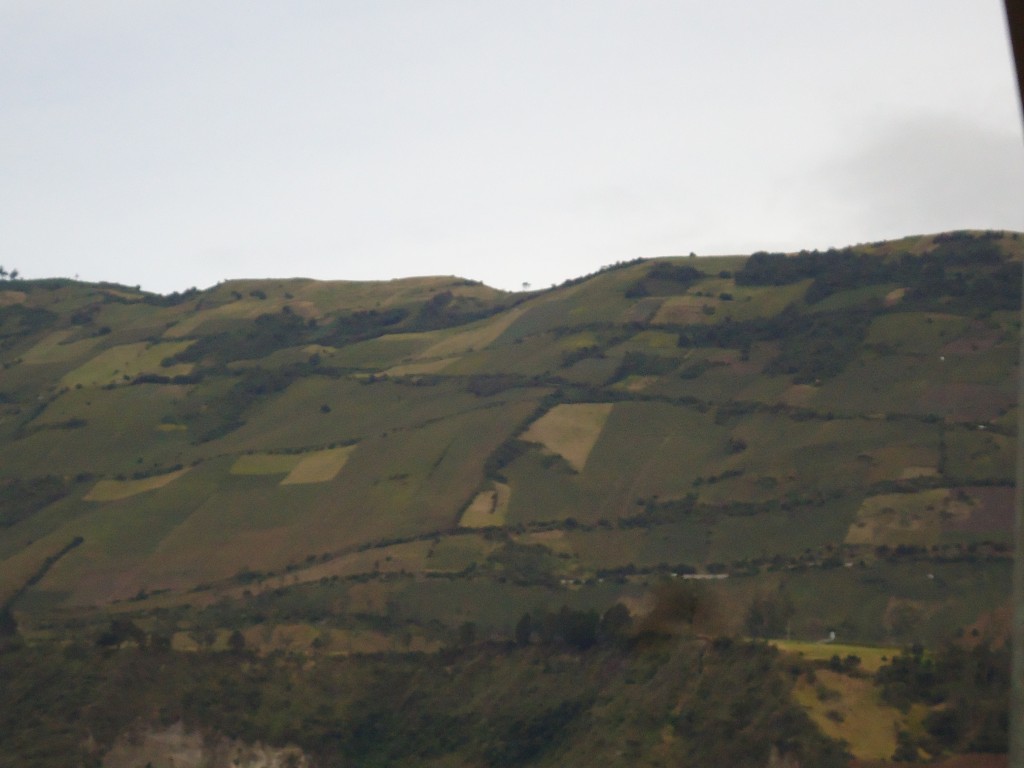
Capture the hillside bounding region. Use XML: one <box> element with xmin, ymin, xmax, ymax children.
<box><xmin>0</xmin><ymin>230</ymin><xmax>1019</xmax><ymax>766</ymax></box>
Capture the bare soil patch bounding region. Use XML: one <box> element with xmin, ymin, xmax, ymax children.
<box><xmin>460</xmin><ymin>482</ymin><xmax>511</xmax><ymax>528</ymax></box>
<box><xmin>845</xmin><ymin>489</ymin><xmax>967</xmax><ymax>546</ymax></box>
<box><xmin>521</xmin><ymin>403</ymin><xmax>614</xmax><ymax>471</ymax></box>
<box><xmin>651</xmin><ymin>295</ymin><xmax>719</xmax><ymax>325</ymax></box>
<box><xmin>280</xmin><ymin>446</ymin><xmax>356</xmax><ymax>485</ymax></box>
<box><xmin>85</xmin><ymin>468</ymin><xmax>190</xmax><ymax>502</ymax></box>
<box><xmin>792</xmin><ymin>668</ymin><xmax>906</xmax><ymax>760</ymax></box>
<box><xmin>0</xmin><ymin>290</ymin><xmax>27</xmax><ymax>306</ymax></box>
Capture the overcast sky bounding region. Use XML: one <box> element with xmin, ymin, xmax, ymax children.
<box><xmin>3</xmin><ymin>1</ymin><xmax>1023</xmax><ymax>294</ymax></box>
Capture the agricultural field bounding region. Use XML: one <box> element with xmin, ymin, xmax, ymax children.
<box><xmin>520</xmin><ymin>403</ymin><xmax>614</xmax><ymax>472</ymax></box>
<box><xmin>85</xmin><ymin>468</ymin><xmax>191</xmax><ymax>501</ymax></box>
<box><xmin>19</xmin><ymin>329</ymin><xmax>100</xmax><ymax>365</ymax></box>
<box><xmin>772</xmin><ymin>639</ymin><xmax>900</xmax><ymax>673</ymax></box>
<box><xmin>0</xmin><ymin>232</ymin><xmax>1018</xmax><ymax>765</ymax></box>
<box><xmin>279</xmin><ymin>445</ymin><xmax>357</xmax><ymax>484</ymax></box>
<box><xmin>791</xmin><ymin>667</ymin><xmax>912</xmax><ymax>761</ymax></box>
<box><xmin>460</xmin><ymin>482</ymin><xmax>512</xmax><ymax>528</ymax></box>
<box><xmin>60</xmin><ymin>340</ymin><xmax>195</xmax><ymax>387</ymax></box>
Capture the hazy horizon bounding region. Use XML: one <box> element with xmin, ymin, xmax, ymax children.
<box><xmin>3</xmin><ymin>1</ymin><xmax>1023</xmax><ymax>294</ymax></box>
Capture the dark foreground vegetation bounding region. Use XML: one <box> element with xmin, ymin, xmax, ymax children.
<box><xmin>874</xmin><ymin>642</ymin><xmax>1010</xmax><ymax>759</ymax></box>
<box><xmin>0</xmin><ymin>581</ymin><xmax>1010</xmax><ymax>767</ymax></box>
<box><xmin>1</xmin><ymin>627</ymin><xmax>851</xmax><ymax>768</ymax></box>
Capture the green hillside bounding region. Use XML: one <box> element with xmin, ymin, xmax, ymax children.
<box><xmin>0</xmin><ymin>231</ymin><xmax>1018</xmax><ymax>766</ymax></box>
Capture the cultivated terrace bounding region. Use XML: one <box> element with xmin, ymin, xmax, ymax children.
<box><xmin>0</xmin><ymin>230</ymin><xmax>1018</xmax><ymax>766</ymax></box>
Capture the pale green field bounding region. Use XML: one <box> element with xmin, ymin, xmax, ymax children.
<box><xmin>0</xmin><ymin>384</ymin><xmax>195</xmax><ymax>479</ymax></box>
<box><xmin>20</xmin><ymin>330</ymin><xmax>99</xmax><ymax>364</ymax></box>
<box><xmin>771</xmin><ymin>639</ymin><xmax>901</xmax><ymax>673</ymax></box>
<box><xmin>650</xmin><ymin>294</ymin><xmax>722</xmax><ymax>325</ymax></box>
<box><xmin>285</xmin><ymin>274</ymin><xmax>505</xmax><ymax>313</ymax></box>
<box><xmin>558</xmin><ymin>330</ymin><xmax>603</xmax><ymax>350</ymax></box>
<box><xmin>650</xmin><ymin>279</ymin><xmax>812</xmax><ymax>324</ymax></box>
<box><xmin>460</xmin><ymin>482</ymin><xmax>511</xmax><ymax>528</ymax></box>
<box><xmin>866</xmin><ymin>312</ymin><xmax>968</xmax><ymax>353</ymax></box>
<box><xmin>85</xmin><ymin>467</ymin><xmax>190</xmax><ymax>501</ymax></box>
<box><xmin>205</xmin><ymin>376</ymin><xmax>538</xmax><ymax>455</ymax></box>
<box><xmin>61</xmin><ymin>340</ymin><xmax>195</xmax><ymax>387</ymax></box>
<box><xmin>611</xmin><ymin>329</ymin><xmax>685</xmax><ymax>353</ymax></box>
<box><xmin>162</xmin><ymin>294</ymin><xmax>299</xmax><ymax>338</ymax></box>
<box><xmin>280</xmin><ymin>445</ymin><xmax>357</xmax><ymax>484</ymax></box>
<box><xmin>326</xmin><ymin>333</ymin><xmax>439</xmax><ymax>369</ymax></box>
<box><xmin>791</xmin><ymin>667</ymin><xmax>910</xmax><ymax>761</ymax></box>
<box><xmin>414</xmin><ymin>306</ymin><xmax>526</xmax><ymax>359</ymax></box>
<box><xmin>493</xmin><ymin>275</ymin><xmax>638</xmax><ymax>342</ymax></box>
<box><xmin>439</xmin><ymin>330</ymin><xmax>578</xmax><ymax>377</ymax></box>
<box><xmin>810</xmin><ymin>283</ymin><xmax>899</xmax><ymax>312</ymax></box>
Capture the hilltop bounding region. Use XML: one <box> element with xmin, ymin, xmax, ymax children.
<box><xmin>0</xmin><ymin>230</ymin><xmax>1019</xmax><ymax>766</ymax></box>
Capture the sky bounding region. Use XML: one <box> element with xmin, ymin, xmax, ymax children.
<box><xmin>2</xmin><ymin>1</ymin><xmax>1023</xmax><ymax>295</ymax></box>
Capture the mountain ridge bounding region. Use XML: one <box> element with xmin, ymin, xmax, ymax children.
<box><xmin>0</xmin><ymin>229</ymin><xmax>1019</xmax><ymax>766</ymax></box>
<box><xmin>0</xmin><ymin>230</ymin><xmax>1018</xmax><ymax>634</ymax></box>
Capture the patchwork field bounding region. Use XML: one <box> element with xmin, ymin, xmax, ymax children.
<box><xmin>521</xmin><ymin>403</ymin><xmax>614</xmax><ymax>471</ymax></box>
<box><xmin>280</xmin><ymin>445</ymin><xmax>357</xmax><ymax>484</ymax></box>
<box><xmin>415</xmin><ymin>306</ymin><xmax>527</xmax><ymax>359</ymax></box>
<box><xmin>845</xmin><ymin>489</ymin><xmax>967</xmax><ymax>546</ymax></box>
<box><xmin>0</xmin><ymin>384</ymin><xmax>195</xmax><ymax>477</ymax></box>
<box><xmin>162</xmin><ymin>293</ymin><xmax>309</xmax><ymax>338</ymax></box>
<box><xmin>20</xmin><ymin>330</ymin><xmax>99</xmax><ymax>365</ymax></box>
<box><xmin>324</xmin><ymin>334</ymin><xmax>433</xmax><ymax>369</ymax></box>
<box><xmin>0</xmin><ymin>232</ymin><xmax>1018</xmax><ymax>755</ymax></box>
<box><xmin>61</xmin><ymin>340</ymin><xmax>195</xmax><ymax>387</ymax></box>
<box><xmin>460</xmin><ymin>482</ymin><xmax>511</xmax><ymax>528</ymax></box>
<box><xmin>791</xmin><ymin>667</ymin><xmax>911</xmax><ymax>761</ymax></box>
<box><xmin>772</xmin><ymin>639</ymin><xmax>901</xmax><ymax>673</ymax></box>
<box><xmin>85</xmin><ymin>468</ymin><xmax>191</xmax><ymax>502</ymax></box>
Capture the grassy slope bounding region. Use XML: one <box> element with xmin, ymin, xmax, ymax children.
<box><xmin>0</xmin><ymin>231</ymin><xmax>1017</xmax><ymax>667</ymax></box>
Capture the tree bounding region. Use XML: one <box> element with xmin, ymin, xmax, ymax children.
<box><xmin>545</xmin><ymin>606</ymin><xmax>598</xmax><ymax>650</ymax></box>
<box><xmin>599</xmin><ymin>603</ymin><xmax>632</xmax><ymax>642</ymax></box>
<box><xmin>744</xmin><ymin>590</ymin><xmax>794</xmax><ymax>639</ymax></box>
<box><xmin>0</xmin><ymin>606</ymin><xmax>17</xmax><ymax>637</ymax></box>
<box><xmin>228</xmin><ymin>629</ymin><xmax>246</xmax><ymax>655</ymax></box>
<box><xmin>458</xmin><ymin>621</ymin><xmax>477</xmax><ymax>647</ymax></box>
<box><xmin>892</xmin><ymin>730</ymin><xmax>918</xmax><ymax>762</ymax></box>
<box><xmin>515</xmin><ymin>612</ymin><xmax>532</xmax><ymax>646</ymax></box>
<box><xmin>96</xmin><ymin>618</ymin><xmax>146</xmax><ymax>648</ymax></box>
<box><xmin>635</xmin><ymin>581</ymin><xmax>707</xmax><ymax>637</ymax></box>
